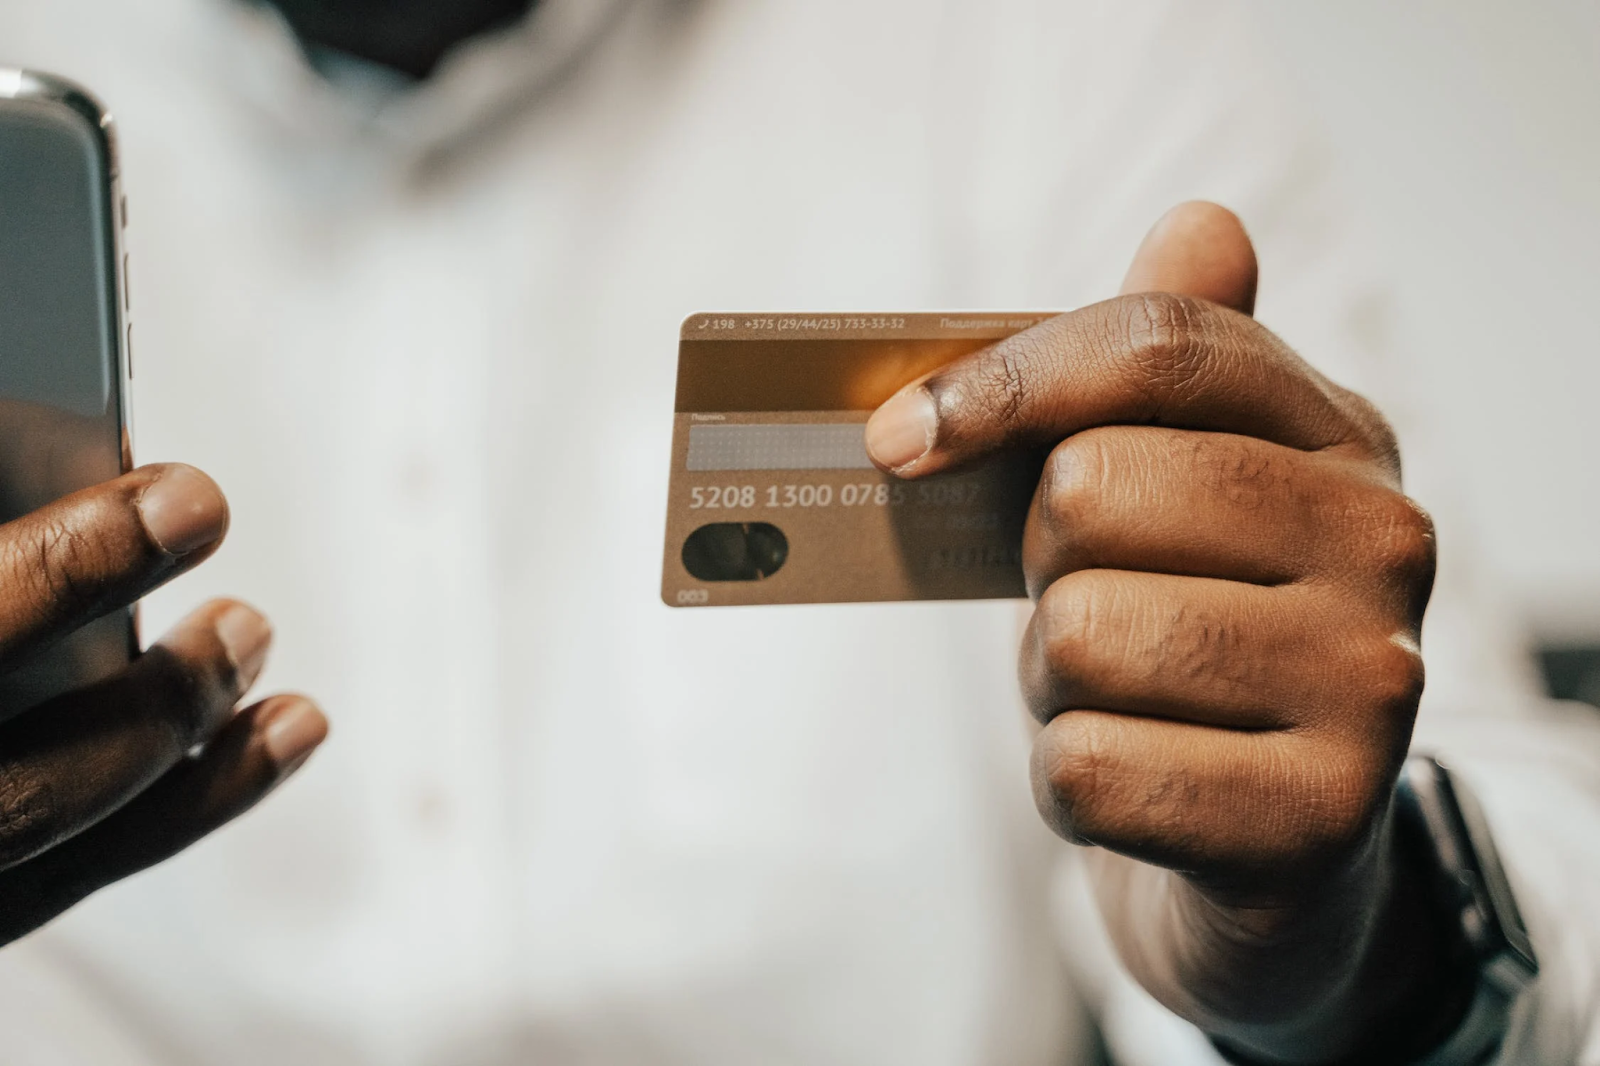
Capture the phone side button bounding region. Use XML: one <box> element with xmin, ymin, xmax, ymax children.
<box><xmin>126</xmin><ymin>323</ymin><xmax>134</xmax><ymax>378</ymax></box>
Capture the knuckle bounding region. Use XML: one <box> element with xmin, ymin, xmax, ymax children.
<box><xmin>166</xmin><ymin>682</ymin><xmax>217</xmax><ymax>750</ymax></box>
<box><xmin>1120</xmin><ymin>292</ymin><xmax>1212</xmax><ymax>405</ymax></box>
<box><xmin>1335</xmin><ymin>389</ymin><xmax>1404</xmax><ymax>471</ymax></box>
<box><xmin>32</xmin><ymin>519</ymin><xmax>96</xmax><ymax>608</ymax></box>
<box><xmin>1318</xmin><ymin>630</ymin><xmax>1423</xmax><ymax>745</ymax></box>
<box><xmin>1036</xmin><ymin>576</ymin><xmax>1118</xmax><ymax>699</ymax></box>
<box><xmin>0</xmin><ymin>495</ymin><xmax>130</xmax><ymax>639</ymax></box>
<box><xmin>1038</xmin><ymin>435</ymin><xmax>1107</xmax><ymax>540</ymax></box>
<box><xmin>954</xmin><ymin>332</ymin><xmax>1052</xmax><ymax>436</ymax></box>
<box><xmin>986</xmin><ymin>342</ymin><xmax>1030</xmax><ymax>425</ymax></box>
<box><xmin>1361</xmin><ymin>637</ymin><xmax>1427</xmax><ymax>720</ymax></box>
<box><xmin>1365</xmin><ymin>493</ymin><xmax>1437</xmax><ymax>587</ymax></box>
<box><xmin>934</xmin><ymin>328</ymin><xmax>1049</xmax><ymax>435</ymax></box>
<box><xmin>135</xmin><ymin>650</ymin><xmax>215</xmax><ymax>748</ymax></box>
<box><xmin>1031</xmin><ymin>717</ymin><xmax>1113</xmax><ymax>844</ymax></box>
<box><xmin>0</xmin><ymin>761</ymin><xmax>58</xmax><ymax>870</ymax></box>
<box><xmin>0</xmin><ymin>519</ymin><xmax>82</xmax><ymax>611</ymax></box>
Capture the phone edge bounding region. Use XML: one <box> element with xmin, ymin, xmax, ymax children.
<box><xmin>2</xmin><ymin>68</ymin><xmax>140</xmax><ymax>658</ymax></box>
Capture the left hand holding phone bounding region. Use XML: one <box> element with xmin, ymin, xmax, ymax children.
<box><xmin>0</xmin><ymin>462</ymin><xmax>326</xmax><ymax>945</ymax></box>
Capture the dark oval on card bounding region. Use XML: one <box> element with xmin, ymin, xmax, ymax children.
<box><xmin>682</xmin><ymin>522</ymin><xmax>789</xmax><ymax>582</ymax></box>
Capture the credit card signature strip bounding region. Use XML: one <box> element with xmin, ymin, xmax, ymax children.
<box><xmin>686</xmin><ymin>422</ymin><xmax>875</xmax><ymax>471</ymax></box>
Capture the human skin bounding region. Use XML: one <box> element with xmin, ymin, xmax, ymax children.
<box><xmin>866</xmin><ymin>203</ymin><xmax>1459</xmax><ymax>1063</ymax></box>
<box><xmin>0</xmin><ymin>461</ymin><xmax>327</xmax><ymax>945</ymax></box>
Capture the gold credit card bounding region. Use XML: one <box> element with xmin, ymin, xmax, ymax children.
<box><xmin>661</xmin><ymin>312</ymin><xmax>1055</xmax><ymax>607</ymax></box>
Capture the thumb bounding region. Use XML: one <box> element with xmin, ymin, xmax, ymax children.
<box><xmin>1120</xmin><ymin>201</ymin><xmax>1258</xmax><ymax>315</ymax></box>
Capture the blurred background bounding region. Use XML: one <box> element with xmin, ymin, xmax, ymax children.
<box><xmin>1250</xmin><ymin>0</ymin><xmax>1600</xmax><ymax>705</ymax></box>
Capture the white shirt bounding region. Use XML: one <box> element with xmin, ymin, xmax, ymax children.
<box><xmin>0</xmin><ymin>1</ymin><xmax>1597</xmax><ymax>1063</ymax></box>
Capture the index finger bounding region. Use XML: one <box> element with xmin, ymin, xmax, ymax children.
<box><xmin>863</xmin><ymin>294</ymin><xmax>1389</xmax><ymax>479</ymax></box>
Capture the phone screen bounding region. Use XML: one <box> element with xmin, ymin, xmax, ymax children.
<box><xmin>0</xmin><ymin>90</ymin><xmax>133</xmax><ymax>712</ymax></box>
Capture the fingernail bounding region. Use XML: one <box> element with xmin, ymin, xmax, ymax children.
<box><xmin>138</xmin><ymin>464</ymin><xmax>228</xmax><ymax>555</ymax></box>
<box><xmin>864</xmin><ymin>387</ymin><xmax>938</xmax><ymax>470</ymax></box>
<box><xmin>262</xmin><ymin>698</ymin><xmax>328</xmax><ymax>773</ymax></box>
<box><xmin>215</xmin><ymin>604</ymin><xmax>272</xmax><ymax>692</ymax></box>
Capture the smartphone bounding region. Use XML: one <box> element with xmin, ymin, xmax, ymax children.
<box><xmin>0</xmin><ymin>70</ymin><xmax>136</xmax><ymax>714</ymax></box>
